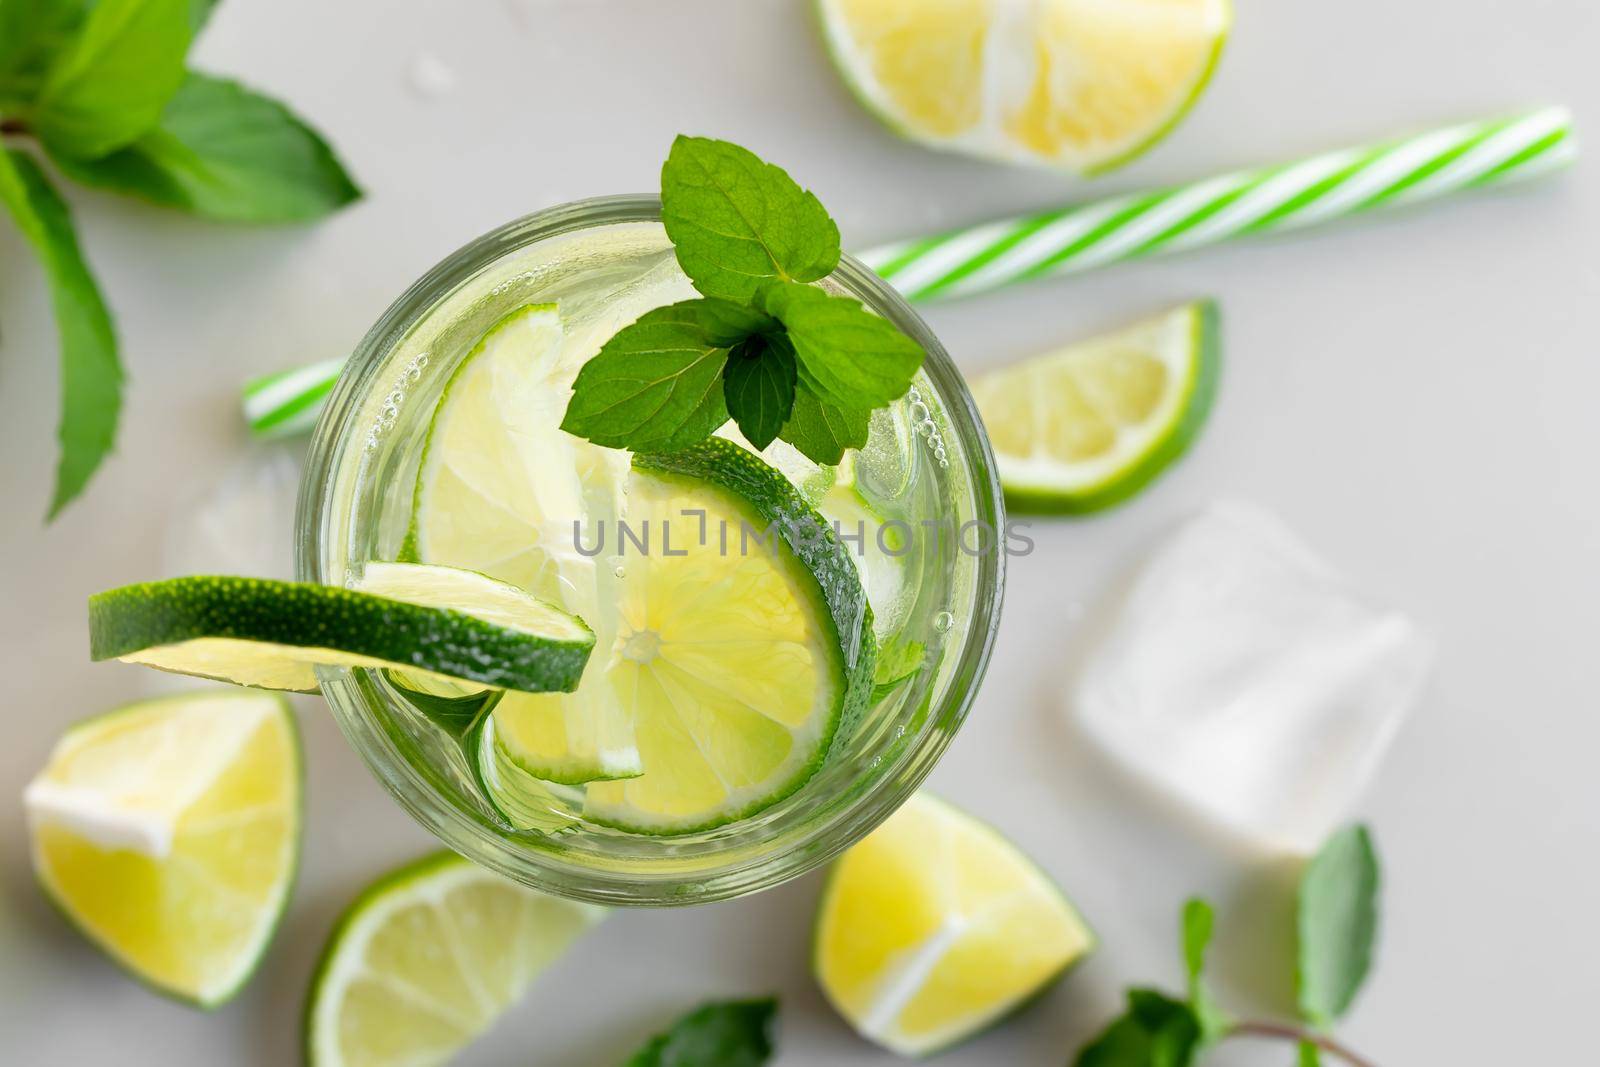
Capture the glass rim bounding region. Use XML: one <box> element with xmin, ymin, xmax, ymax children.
<box><xmin>296</xmin><ymin>195</ymin><xmax>1007</xmax><ymax>905</ymax></box>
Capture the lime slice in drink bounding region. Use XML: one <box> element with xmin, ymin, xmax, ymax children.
<box><xmin>305</xmin><ymin>851</ymin><xmax>604</xmax><ymax>1067</ymax></box>
<box><xmin>814</xmin><ymin>793</ymin><xmax>1094</xmax><ymax>1056</ymax></box>
<box><xmin>583</xmin><ymin>438</ymin><xmax>876</xmax><ymax>834</ymax></box>
<box><xmin>89</xmin><ymin>565</ymin><xmax>595</xmax><ymax>695</ymax></box>
<box><xmin>818</xmin><ymin>0</ymin><xmax>1230</xmax><ymax>173</ymax></box>
<box><xmin>972</xmin><ymin>300</ymin><xmax>1220</xmax><ymax>514</ymax></box>
<box><xmin>412</xmin><ymin>302</ymin><xmax>642</xmax><ymax>785</ymax></box>
<box><xmin>24</xmin><ymin>690</ymin><xmax>300</xmax><ymax>1006</ymax></box>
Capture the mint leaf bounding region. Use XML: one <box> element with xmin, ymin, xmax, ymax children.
<box><xmin>661</xmin><ymin>136</ymin><xmax>839</xmax><ymax>304</ymax></box>
<box><xmin>1074</xmin><ymin>990</ymin><xmax>1201</xmax><ymax>1067</ymax></box>
<box><xmin>722</xmin><ymin>334</ymin><xmax>796</xmax><ymax>450</ymax></box>
<box><xmin>0</xmin><ymin>0</ymin><xmax>90</xmax><ymax>109</ymax></box>
<box><xmin>694</xmin><ymin>296</ymin><xmax>776</xmax><ymax>347</ymax></box>
<box><xmin>48</xmin><ymin>72</ymin><xmax>361</xmax><ymax>222</ymax></box>
<box><xmin>625</xmin><ymin>999</ymin><xmax>776</xmax><ymax>1067</ymax></box>
<box><xmin>763</xmin><ymin>281</ymin><xmax>923</xmax><ymax>410</ymax></box>
<box><xmin>1296</xmin><ymin>825</ymin><xmax>1380</xmax><ymax>1028</ymax></box>
<box><xmin>1297</xmin><ymin>1040</ymin><xmax>1323</xmax><ymax>1066</ymax></box>
<box><xmin>871</xmin><ymin>637</ymin><xmax>924</xmax><ymax>701</ymax></box>
<box><xmin>29</xmin><ymin>0</ymin><xmax>192</xmax><ymax>158</ymax></box>
<box><xmin>189</xmin><ymin>0</ymin><xmax>219</xmax><ymax>29</ymax></box>
<box><xmin>1180</xmin><ymin>898</ymin><xmax>1231</xmax><ymax>1044</ymax></box>
<box><xmin>561</xmin><ymin>300</ymin><xmax>730</xmax><ymax>452</ymax></box>
<box><xmin>0</xmin><ymin>148</ymin><xmax>121</xmax><ymax>518</ymax></box>
<box><xmin>779</xmin><ymin>383</ymin><xmax>869</xmax><ymax>465</ymax></box>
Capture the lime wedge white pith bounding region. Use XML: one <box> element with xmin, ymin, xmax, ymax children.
<box><xmin>25</xmin><ymin>690</ymin><xmax>300</xmax><ymax>1007</ymax></box>
<box><xmin>88</xmin><ymin>567</ymin><xmax>595</xmax><ymax>695</ymax></box>
<box><xmin>818</xmin><ymin>0</ymin><xmax>1230</xmax><ymax>173</ymax></box>
<box><xmin>814</xmin><ymin>793</ymin><xmax>1094</xmax><ymax>1056</ymax></box>
<box><xmin>305</xmin><ymin>851</ymin><xmax>604</xmax><ymax>1067</ymax></box>
<box><xmin>583</xmin><ymin>440</ymin><xmax>874</xmax><ymax>834</ymax></box>
<box><xmin>412</xmin><ymin>302</ymin><xmax>641</xmax><ymax>785</ymax></box>
<box><xmin>973</xmin><ymin>300</ymin><xmax>1219</xmax><ymax>514</ymax></box>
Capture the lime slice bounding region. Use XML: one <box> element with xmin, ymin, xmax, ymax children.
<box><xmin>814</xmin><ymin>792</ymin><xmax>1094</xmax><ymax>1056</ymax></box>
<box><xmin>583</xmin><ymin>438</ymin><xmax>876</xmax><ymax>834</ymax></box>
<box><xmin>305</xmin><ymin>851</ymin><xmax>604</xmax><ymax>1067</ymax></box>
<box><xmin>24</xmin><ymin>689</ymin><xmax>300</xmax><ymax>1006</ymax></box>
<box><xmin>818</xmin><ymin>0</ymin><xmax>1231</xmax><ymax>173</ymax></box>
<box><xmin>88</xmin><ymin>564</ymin><xmax>595</xmax><ymax>695</ymax></box>
<box><xmin>412</xmin><ymin>302</ymin><xmax>641</xmax><ymax>785</ymax></box>
<box><xmin>972</xmin><ymin>300</ymin><xmax>1220</xmax><ymax>514</ymax></box>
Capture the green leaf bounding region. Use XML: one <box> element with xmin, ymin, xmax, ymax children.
<box><xmin>29</xmin><ymin>0</ymin><xmax>192</xmax><ymax>159</ymax></box>
<box><xmin>0</xmin><ymin>0</ymin><xmax>90</xmax><ymax>109</ymax></box>
<box><xmin>1180</xmin><ymin>898</ymin><xmax>1231</xmax><ymax>1045</ymax></box>
<box><xmin>778</xmin><ymin>382</ymin><xmax>869</xmax><ymax>465</ymax></box>
<box><xmin>1296</xmin><ymin>825</ymin><xmax>1380</xmax><ymax>1028</ymax></box>
<box><xmin>722</xmin><ymin>333</ymin><xmax>796</xmax><ymax>451</ymax></box>
<box><xmin>47</xmin><ymin>71</ymin><xmax>361</xmax><ymax>222</ymax></box>
<box><xmin>1297</xmin><ymin>1040</ymin><xmax>1323</xmax><ymax>1066</ymax></box>
<box><xmin>660</xmin><ymin>135</ymin><xmax>840</xmax><ymax>304</ymax></box>
<box><xmin>871</xmin><ymin>637</ymin><xmax>924</xmax><ymax>701</ymax></box>
<box><xmin>624</xmin><ymin>999</ymin><xmax>777</xmax><ymax>1067</ymax></box>
<box><xmin>189</xmin><ymin>0</ymin><xmax>219</xmax><ymax>30</ymax></box>
<box><xmin>0</xmin><ymin>148</ymin><xmax>121</xmax><ymax>518</ymax></box>
<box><xmin>1074</xmin><ymin>989</ymin><xmax>1201</xmax><ymax>1067</ymax></box>
<box><xmin>694</xmin><ymin>296</ymin><xmax>776</xmax><ymax>347</ymax></box>
<box><xmin>762</xmin><ymin>281</ymin><xmax>923</xmax><ymax>410</ymax></box>
<box><xmin>560</xmin><ymin>300</ymin><xmax>729</xmax><ymax>452</ymax></box>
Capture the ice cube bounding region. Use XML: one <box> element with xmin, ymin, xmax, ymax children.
<box><xmin>1074</xmin><ymin>501</ymin><xmax>1434</xmax><ymax>854</ymax></box>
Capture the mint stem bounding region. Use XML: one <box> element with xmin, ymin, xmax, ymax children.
<box><xmin>1227</xmin><ymin>1021</ymin><xmax>1379</xmax><ymax>1067</ymax></box>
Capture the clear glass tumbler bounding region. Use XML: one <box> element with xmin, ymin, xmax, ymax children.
<box><xmin>298</xmin><ymin>197</ymin><xmax>1005</xmax><ymax>905</ymax></box>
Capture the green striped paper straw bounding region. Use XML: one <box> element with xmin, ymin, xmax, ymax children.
<box><xmin>242</xmin><ymin>357</ymin><xmax>346</xmax><ymax>438</ymax></box>
<box><xmin>241</xmin><ymin>107</ymin><xmax>1574</xmax><ymax>438</ymax></box>
<box><xmin>865</xmin><ymin>106</ymin><xmax>1574</xmax><ymax>301</ymax></box>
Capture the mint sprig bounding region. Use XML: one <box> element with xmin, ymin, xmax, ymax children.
<box><xmin>563</xmin><ymin>136</ymin><xmax>924</xmax><ymax>463</ymax></box>
<box><xmin>1072</xmin><ymin>826</ymin><xmax>1383</xmax><ymax>1067</ymax></box>
<box><xmin>0</xmin><ymin>0</ymin><xmax>359</xmax><ymax>518</ymax></box>
<box><xmin>661</xmin><ymin>136</ymin><xmax>839</xmax><ymax>304</ymax></box>
<box><xmin>623</xmin><ymin>998</ymin><xmax>777</xmax><ymax>1067</ymax></box>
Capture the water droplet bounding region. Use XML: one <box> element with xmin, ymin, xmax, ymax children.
<box><xmin>613</xmin><ymin>565</ymin><xmax>627</xmax><ymax>579</ymax></box>
<box><xmin>933</xmin><ymin>611</ymin><xmax>954</xmax><ymax>633</ymax></box>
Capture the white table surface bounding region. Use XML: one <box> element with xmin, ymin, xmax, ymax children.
<box><xmin>3</xmin><ymin>1</ymin><xmax>1597</xmax><ymax>1063</ymax></box>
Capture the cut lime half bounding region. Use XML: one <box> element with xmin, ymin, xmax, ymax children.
<box><xmin>973</xmin><ymin>300</ymin><xmax>1220</xmax><ymax>514</ymax></box>
<box><xmin>818</xmin><ymin>0</ymin><xmax>1231</xmax><ymax>173</ymax></box>
<box><xmin>305</xmin><ymin>851</ymin><xmax>604</xmax><ymax>1067</ymax></box>
<box><xmin>412</xmin><ymin>302</ymin><xmax>641</xmax><ymax>785</ymax></box>
<box><xmin>583</xmin><ymin>438</ymin><xmax>876</xmax><ymax>834</ymax></box>
<box><xmin>814</xmin><ymin>792</ymin><xmax>1094</xmax><ymax>1056</ymax></box>
<box><xmin>88</xmin><ymin>565</ymin><xmax>594</xmax><ymax>695</ymax></box>
<box><xmin>25</xmin><ymin>689</ymin><xmax>300</xmax><ymax>1007</ymax></box>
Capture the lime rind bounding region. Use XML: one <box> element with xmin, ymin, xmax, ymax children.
<box><xmin>989</xmin><ymin>300</ymin><xmax>1221</xmax><ymax>515</ymax></box>
<box><xmin>303</xmin><ymin>851</ymin><xmax>604</xmax><ymax>1066</ymax></box>
<box><xmin>28</xmin><ymin>689</ymin><xmax>302</xmax><ymax>1009</ymax></box>
<box><xmin>580</xmin><ymin>439</ymin><xmax>876</xmax><ymax>836</ymax></box>
<box><xmin>88</xmin><ymin>571</ymin><xmax>595</xmax><ymax>695</ymax></box>
<box><xmin>816</xmin><ymin>0</ymin><xmax>1231</xmax><ymax>174</ymax></box>
<box><xmin>812</xmin><ymin>792</ymin><xmax>1095</xmax><ymax>1056</ymax></box>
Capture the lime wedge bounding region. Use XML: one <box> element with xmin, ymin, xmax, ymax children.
<box><xmin>972</xmin><ymin>300</ymin><xmax>1220</xmax><ymax>514</ymax></box>
<box><xmin>24</xmin><ymin>690</ymin><xmax>300</xmax><ymax>1006</ymax></box>
<box><xmin>583</xmin><ymin>438</ymin><xmax>876</xmax><ymax>834</ymax></box>
<box><xmin>412</xmin><ymin>302</ymin><xmax>641</xmax><ymax>785</ymax></box>
<box><xmin>88</xmin><ymin>564</ymin><xmax>595</xmax><ymax>694</ymax></box>
<box><xmin>818</xmin><ymin>0</ymin><xmax>1230</xmax><ymax>173</ymax></box>
<box><xmin>814</xmin><ymin>793</ymin><xmax>1094</xmax><ymax>1056</ymax></box>
<box><xmin>305</xmin><ymin>851</ymin><xmax>604</xmax><ymax>1067</ymax></box>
